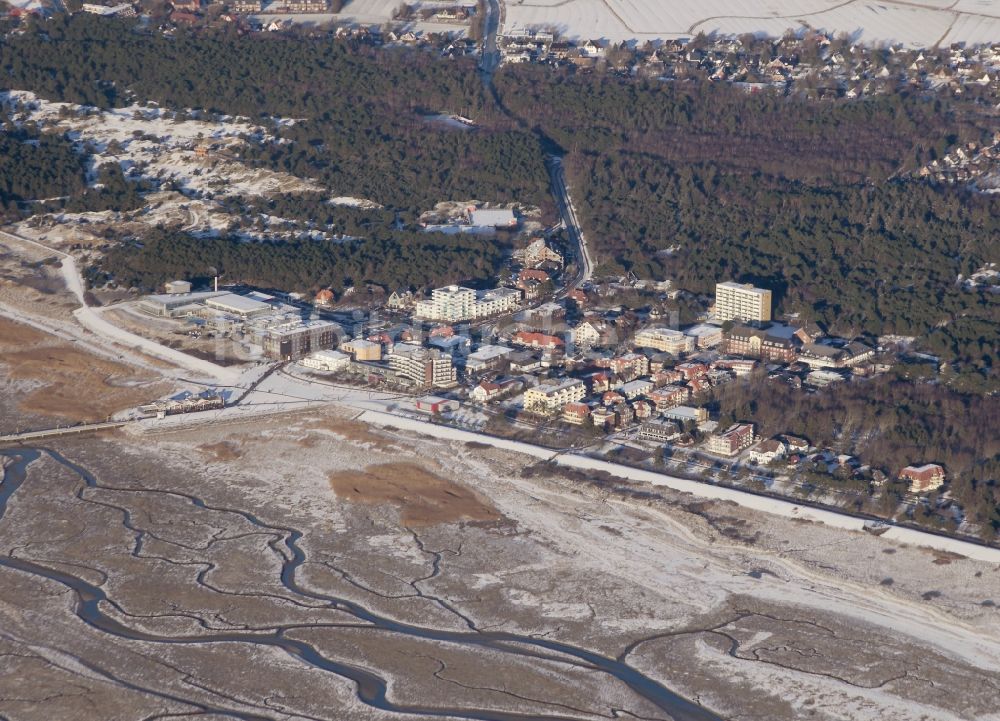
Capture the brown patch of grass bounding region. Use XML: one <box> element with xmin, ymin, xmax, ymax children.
<box><xmin>329</xmin><ymin>462</ymin><xmax>503</xmax><ymax>527</ymax></box>
<box><xmin>307</xmin><ymin>417</ymin><xmax>396</xmax><ymax>451</ymax></box>
<box><xmin>197</xmin><ymin>441</ymin><xmax>243</xmax><ymax>462</ymax></box>
<box><xmin>931</xmin><ymin>550</ymin><xmax>966</xmax><ymax>565</ymax></box>
<box><xmin>0</xmin><ymin>317</ymin><xmax>168</xmax><ymax>427</ymax></box>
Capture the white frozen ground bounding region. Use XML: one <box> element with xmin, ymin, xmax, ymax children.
<box><xmin>127</xmin><ymin>400</ymin><xmax>1000</xmax><ymax>720</ymax></box>
<box><xmin>503</xmin><ymin>0</ymin><xmax>1000</xmax><ymax>48</ymax></box>
<box><xmin>252</xmin><ymin>0</ymin><xmax>470</xmax><ymax>34</ymax></box>
<box><xmin>132</xmin><ymin>363</ymin><xmax>1000</xmax><ymax>564</ymax></box>
<box><xmin>0</xmin><ymin>90</ymin><xmax>319</xmax><ymax>199</ymax></box>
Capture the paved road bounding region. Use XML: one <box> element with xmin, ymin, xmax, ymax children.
<box><xmin>547</xmin><ymin>155</ymin><xmax>594</xmax><ymax>294</ymax></box>
<box><xmin>0</xmin><ymin>421</ymin><xmax>128</xmax><ymax>443</ymax></box>
<box><xmin>479</xmin><ymin>0</ymin><xmax>502</xmax><ymax>77</ymax></box>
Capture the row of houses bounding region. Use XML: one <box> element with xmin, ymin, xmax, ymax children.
<box><xmin>497</xmin><ymin>29</ymin><xmax>1000</xmax><ymax>103</ymax></box>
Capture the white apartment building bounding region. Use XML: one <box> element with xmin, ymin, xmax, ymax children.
<box><xmin>634</xmin><ymin>327</ymin><xmax>695</xmax><ymax>354</ymax></box>
<box><xmin>683</xmin><ymin>323</ymin><xmax>724</xmax><ymax>348</ymax></box>
<box><xmin>715</xmin><ymin>282</ymin><xmax>772</xmax><ymax>323</ymax></box>
<box><xmin>414</xmin><ymin>285</ymin><xmax>521</xmax><ymax>322</ymax></box>
<box><xmin>301</xmin><ymin>349</ymin><xmax>350</xmax><ymax>372</ymax></box>
<box><xmin>523</xmin><ymin>378</ymin><xmax>586</xmax><ymax>414</ymax></box>
<box><xmin>388</xmin><ymin>344</ymin><xmax>457</xmax><ymax>388</ymax></box>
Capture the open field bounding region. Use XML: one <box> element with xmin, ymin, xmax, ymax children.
<box><xmin>252</xmin><ymin>0</ymin><xmax>472</xmax><ymax>34</ymax></box>
<box><xmin>0</xmin><ymin>317</ymin><xmax>169</xmax><ymax>432</ymax></box>
<box><xmin>1</xmin><ymin>411</ymin><xmax>999</xmax><ymax>720</ymax></box>
<box><xmin>503</xmin><ymin>0</ymin><xmax>1000</xmax><ymax>47</ymax></box>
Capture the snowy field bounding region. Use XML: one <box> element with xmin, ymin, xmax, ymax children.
<box><xmin>503</xmin><ymin>0</ymin><xmax>1000</xmax><ymax>48</ymax></box>
<box><xmin>252</xmin><ymin>0</ymin><xmax>469</xmax><ymax>33</ymax></box>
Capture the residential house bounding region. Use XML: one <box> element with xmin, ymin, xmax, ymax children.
<box><xmin>465</xmin><ymin>344</ymin><xmax>514</xmax><ymax>373</ymax></box>
<box><xmin>638</xmin><ymin>419</ymin><xmax>682</xmax><ymax>443</ymax></box>
<box><xmin>388</xmin><ymin>344</ymin><xmax>457</xmax><ymax>388</ymax></box>
<box><xmin>572</xmin><ymin>320</ymin><xmax>609</xmax><ymax>347</ymax></box>
<box><xmin>663</xmin><ymin>406</ymin><xmax>709</xmax><ymax>424</ymax></box>
<box><xmin>706</xmin><ymin>423</ymin><xmax>756</xmax><ymax>456</ymax></box>
<box><xmin>597</xmin><ymin>353</ymin><xmax>649</xmax><ymax>380</ymax></box>
<box><xmin>386</xmin><ymin>290</ymin><xmax>415</xmax><ymax>310</ymax></box>
<box><xmin>648</xmin><ymin>385</ymin><xmax>690</xmax><ymax>412</ymax></box>
<box><xmin>711</xmin><ymin>359</ymin><xmax>757</xmax><ymax>376</ymax></box>
<box><xmin>589</xmin><ymin>372</ymin><xmax>612</xmax><ymax>394</ymax></box>
<box><xmin>523</xmin><ymin>378</ymin><xmax>586</xmax><ymax>414</ymax></box>
<box><xmin>513</xmin><ymin>238</ymin><xmax>563</xmax><ymax>268</ymax></box>
<box><xmin>521</xmin><ymin>302</ymin><xmax>565</xmax><ymax>331</ymax></box>
<box><xmin>683</xmin><ymin>323</ymin><xmax>724</xmax><ymax>348</ymax></box>
<box><xmin>512</xmin><ymin>331</ymin><xmax>563</xmax><ymax>351</ymax></box>
<box><xmin>619</xmin><ymin>379</ymin><xmax>654</xmax><ymax>400</ymax></box>
<box><xmin>591</xmin><ymin>406</ymin><xmax>617</xmax><ymax>430</ymax></box>
<box><xmin>652</xmin><ymin>369</ymin><xmax>684</xmax><ymax>386</ymax></box>
<box><xmin>676</xmin><ymin>362</ymin><xmax>708</xmax><ymax>380</ymax></box>
<box><xmin>899</xmin><ymin>463</ymin><xmax>946</xmax><ymax>493</ymax></box>
<box><xmin>780</xmin><ymin>435</ymin><xmax>811</xmax><ymax>453</ymax></box>
<box><xmin>341</xmin><ymin>338</ymin><xmax>382</xmax><ymax>361</ymax></box>
<box><xmin>301</xmin><ymin>349</ymin><xmax>350</xmax><ymax>372</ymax></box>
<box><xmin>470</xmin><ymin>381</ymin><xmax>502</xmax><ymax>404</ymax></box>
<box><xmin>632</xmin><ymin>399</ymin><xmax>655</xmax><ymax>419</ymax></box>
<box><xmin>634</xmin><ymin>327</ymin><xmax>695</xmax><ymax>354</ymax></box>
<box><xmin>747</xmin><ymin>439</ymin><xmax>786</xmax><ymax>465</ymax></box>
<box><xmin>508</xmin><ymin>351</ymin><xmax>541</xmax><ymax>373</ymax></box>
<box><xmin>562</xmin><ymin>402</ymin><xmax>591</xmax><ymax>425</ymax></box>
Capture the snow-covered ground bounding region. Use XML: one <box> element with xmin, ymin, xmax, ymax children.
<box><xmin>252</xmin><ymin>0</ymin><xmax>470</xmax><ymax>34</ymax></box>
<box><xmin>1</xmin><ymin>90</ymin><xmax>319</xmax><ymax>199</ymax></box>
<box><xmin>503</xmin><ymin>0</ymin><xmax>1000</xmax><ymax>48</ymax></box>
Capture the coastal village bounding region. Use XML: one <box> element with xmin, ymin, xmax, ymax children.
<box><xmin>2</xmin><ymin>0</ymin><xmax>987</xmax><ymax>541</ymax></box>
<box><xmin>131</xmin><ymin>213</ymin><xmax>952</xmax><ymax>521</ymax></box>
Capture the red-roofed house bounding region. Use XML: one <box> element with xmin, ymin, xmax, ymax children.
<box><xmin>899</xmin><ymin>464</ymin><xmax>945</xmax><ymax>493</ymax></box>
<box><xmin>589</xmin><ymin>372</ymin><xmax>611</xmax><ymax>394</ymax></box>
<box><xmin>512</xmin><ymin>331</ymin><xmax>563</xmax><ymax>350</ymax></box>
<box><xmin>562</xmin><ymin>402</ymin><xmax>591</xmax><ymax>425</ymax></box>
<box><xmin>648</xmin><ymin>386</ymin><xmax>689</xmax><ymax>411</ymax></box>
<box><xmin>676</xmin><ymin>362</ymin><xmax>709</xmax><ymax>380</ymax></box>
<box><xmin>470</xmin><ymin>381</ymin><xmax>502</xmax><ymax>404</ymax></box>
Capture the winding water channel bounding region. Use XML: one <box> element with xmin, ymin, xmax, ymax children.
<box><xmin>0</xmin><ymin>446</ymin><xmax>725</xmax><ymax>721</ymax></box>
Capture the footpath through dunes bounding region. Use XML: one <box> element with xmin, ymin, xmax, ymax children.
<box><xmin>328</xmin><ymin>462</ymin><xmax>505</xmax><ymax>527</ymax></box>
<box><xmin>0</xmin><ymin>446</ymin><xmax>726</xmax><ymax>721</ymax></box>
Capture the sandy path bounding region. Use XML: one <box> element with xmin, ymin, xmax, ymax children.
<box><xmin>0</xmin><ymin>229</ymin><xmax>240</xmax><ymax>385</ymax></box>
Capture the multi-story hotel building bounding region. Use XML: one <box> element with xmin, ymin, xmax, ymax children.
<box><xmin>387</xmin><ymin>344</ymin><xmax>457</xmax><ymax>388</ymax></box>
<box><xmin>715</xmin><ymin>282</ymin><xmax>772</xmax><ymax>323</ymax></box>
<box><xmin>414</xmin><ymin>285</ymin><xmax>521</xmax><ymax>322</ymax></box>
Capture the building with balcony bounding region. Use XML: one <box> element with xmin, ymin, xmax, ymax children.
<box><xmin>523</xmin><ymin>378</ymin><xmax>586</xmax><ymax>414</ymax></box>
<box><xmin>259</xmin><ymin>319</ymin><xmax>339</xmax><ymax>360</ymax></box>
<box><xmin>715</xmin><ymin>282</ymin><xmax>772</xmax><ymax>323</ymax></box>
<box><xmin>634</xmin><ymin>327</ymin><xmax>696</xmax><ymax>354</ymax></box>
<box><xmin>705</xmin><ymin>423</ymin><xmax>756</xmax><ymax>456</ymax></box>
<box><xmin>899</xmin><ymin>463</ymin><xmax>946</xmax><ymax>493</ymax></box>
<box><xmin>414</xmin><ymin>285</ymin><xmax>520</xmax><ymax>322</ymax></box>
<box><xmin>388</xmin><ymin>344</ymin><xmax>457</xmax><ymax>388</ymax></box>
